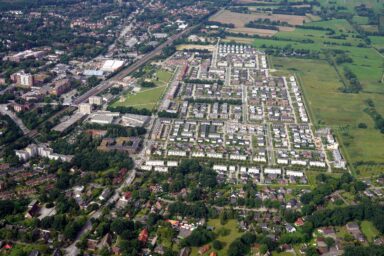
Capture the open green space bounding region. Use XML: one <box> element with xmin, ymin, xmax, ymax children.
<box><xmin>111</xmin><ymin>69</ymin><xmax>173</xmax><ymax>111</ymax></box>
<box><xmin>361</xmin><ymin>220</ymin><xmax>380</xmax><ymax>242</ymax></box>
<box><xmin>154</xmin><ymin>70</ymin><xmax>173</xmax><ymax>86</ymax></box>
<box><xmin>111</xmin><ymin>85</ymin><xmax>168</xmax><ymax>110</ymax></box>
<box><xmin>269</xmin><ymin>57</ymin><xmax>384</xmax><ymax>172</ymax></box>
<box><xmin>369</xmin><ymin>36</ymin><xmax>384</xmax><ymax>49</ymax></box>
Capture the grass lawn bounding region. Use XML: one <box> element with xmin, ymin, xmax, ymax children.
<box><xmin>361</xmin><ymin>220</ymin><xmax>380</xmax><ymax>242</ymax></box>
<box><xmin>269</xmin><ymin>57</ymin><xmax>384</xmax><ymax>173</ymax></box>
<box><xmin>155</xmin><ymin>70</ymin><xmax>173</xmax><ymax>86</ymax></box>
<box><xmin>190</xmin><ymin>219</ymin><xmax>243</xmax><ymax>256</ymax></box>
<box><xmin>335</xmin><ymin>226</ymin><xmax>349</xmax><ymax>240</ymax></box>
<box><xmin>306</xmin><ymin>171</ymin><xmax>341</xmax><ymax>187</ymax></box>
<box><xmin>111</xmin><ymin>85</ymin><xmax>168</xmax><ymax>110</ymax></box>
<box><xmin>111</xmin><ymin>69</ymin><xmax>173</xmax><ymax>111</ymax></box>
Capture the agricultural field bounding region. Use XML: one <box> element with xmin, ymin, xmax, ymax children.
<box><xmin>209</xmin><ymin>9</ymin><xmax>308</xmax><ymax>36</ymax></box>
<box><xmin>317</xmin><ymin>0</ymin><xmax>384</xmax><ymax>13</ymax></box>
<box><xmin>210</xmin><ymin>10</ymin><xmax>309</xmax><ymax>26</ymax></box>
<box><xmin>269</xmin><ymin>57</ymin><xmax>384</xmax><ymax>173</ymax></box>
<box><xmin>249</xmin><ymin>19</ymin><xmax>384</xmax><ymax>94</ymax></box>
<box><xmin>369</xmin><ymin>36</ymin><xmax>384</xmax><ymax>50</ymax></box>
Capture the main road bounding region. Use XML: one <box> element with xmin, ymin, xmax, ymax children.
<box><xmin>72</xmin><ymin>25</ymin><xmax>196</xmax><ymax>106</ymax></box>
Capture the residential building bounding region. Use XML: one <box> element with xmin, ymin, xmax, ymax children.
<box><xmin>79</xmin><ymin>103</ymin><xmax>92</xmax><ymax>114</ymax></box>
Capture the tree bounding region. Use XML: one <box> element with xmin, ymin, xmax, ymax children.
<box><xmin>259</xmin><ymin>244</ymin><xmax>268</xmax><ymax>254</ymax></box>
<box><xmin>212</xmin><ymin>240</ymin><xmax>223</xmax><ymax>250</ymax></box>
<box><xmin>111</xmin><ymin>218</ymin><xmax>135</xmax><ymax>235</ymax></box>
<box><xmin>182</xmin><ymin>227</ymin><xmax>215</xmax><ymax>247</ymax></box>
<box><xmin>325</xmin><ymin>237</ymin><xmax>335</xmax><ymax>248</ymax></box>
<box><xmin>358</xmin><ymin>123</ymin><xmax>367</xmax><ymax>129</ymax></box>
<box><xmin>240</xmin><ymin>232</ymin><xmax>256</xmax><ymax>245</ymax></box>
<box><xmin>284</xmin><ymin>210</ymin><xmax>299</xmax><ymax>223</ymax></box>
<box><xmin>305</xmin><ymin>247</ymin><xmax>318</xmax><ymax>256</ymax></box>
<box><xmin>220</xmin><ymin>210</ymin><xmax>229</xmax><ymax>225</ymax></box>
<box><xmin>228</xmin><ymin>239</ymin><xmax>249</xmax><ymax>256</ymax></box>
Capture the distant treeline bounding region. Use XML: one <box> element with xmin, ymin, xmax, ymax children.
<box><xmin>205</xmin><ymin>21</ymin><xmax>235</xmax><ymax>28</ymax></box>
<box><xmin>341</xmin><ymin>67</ymin><xmax>362</xmax><ymax>93</ymax></box>
<box><xmin>364</xmin><ymin>99</ymin><xmax>384</xmax><ymax>134</ymax></box>
<box><xmin>245</xmin><ymin>18</ymin><xmax>291</xmax><ymax>31</ymax></box>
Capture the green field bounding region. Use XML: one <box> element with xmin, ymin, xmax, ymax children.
<box><xmin>251</xmin><ymin>18</ymin><xmax>384</xmax><ymax>93</ymax></box>
<box><xmin>317</xmin><ymin>0</ymin><xmax>384</xmax><ymax>13</ymax></box>
<box><xmin>270</xmin><ymin>57</ymin><xmax>384</xmax><ymax>172</ymax></box>
<box><xmin>111</xmin><ymin>69</ymin><xmax>173</xmax><ymax>110</ymax></box>
<box><xmin>361</xmin><ymin>220</ymin><xmax>380</xmax><ymax>242</ymax></box>
<box><xmin>112</xmin><ymin>86</ymin><xmax>168</xmax><ymax>110</ymax></box>
<box><xmin>190</xmin><ymin>219</ymin><xmax>243</xmax><ymax>256</ymax></box>
<box><xmin>154</xmin><ymin>70</ymin><xmax>173</xmax><ymax>86</ymax></box>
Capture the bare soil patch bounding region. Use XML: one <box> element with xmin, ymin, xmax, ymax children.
<box><xmin>209</xmin><ymin>10</ymin><xmax>308</xmax><ymax>27</ymax></box>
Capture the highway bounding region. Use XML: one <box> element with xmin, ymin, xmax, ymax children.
<box><xmin>72</xmin><ymin>25</ymin><xmax>196</xmax><ymax>106</ymax></box>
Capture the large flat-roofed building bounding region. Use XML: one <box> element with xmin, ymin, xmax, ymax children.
<box><xmin>101</xmin><ymin>60</ymin><xmax>124</xmax><ymax>72</ymax></box>
<box><xmin>121</xmin><ymin>114</ymin><xmax>150</xmax><ymax>127</ymax></box>
<box><xmin>89</xmin><ymin>114</ymin><xmax>114</xmax><ymax>124</ymax></box>
<box><xmin>52</xmin><ymin>113</ymin><xmax>86</xmax><ymax>133</ymax></box>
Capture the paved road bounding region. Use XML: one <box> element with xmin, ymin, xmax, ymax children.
<box><xmin>65</xmin><ymin>170</ymin><xmax>136</xmax><ymax>256</ymax></box>
<box><xmin>0</xmin><ymin>104</ymin><xmax>30</xmax><ymax>134</ymax></box>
